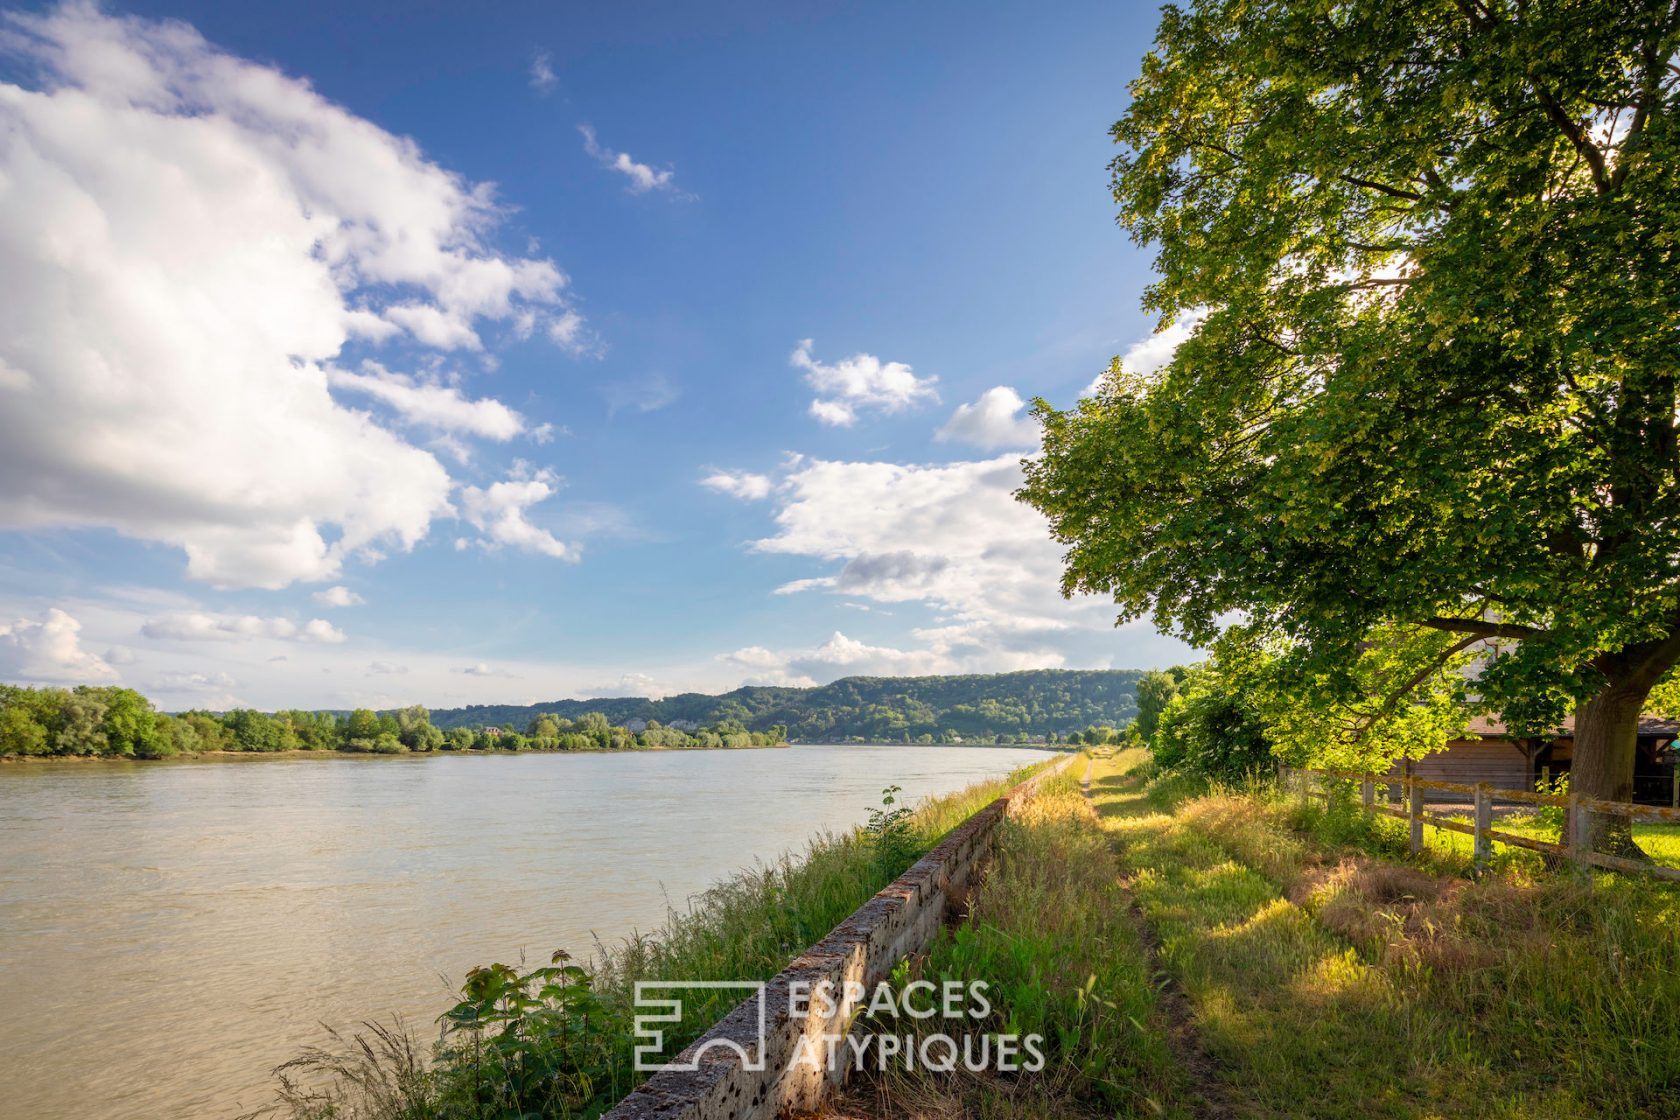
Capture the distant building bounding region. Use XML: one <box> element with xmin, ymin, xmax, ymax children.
<box><xmin>1391</xmin><ymin>715</ymin><xmax>1678</xmax><ymax>803</ymax></box>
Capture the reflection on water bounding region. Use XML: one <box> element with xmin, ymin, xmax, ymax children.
<box><xmin>0</xmin><ymin>743</ymin><xmax>1050</xmax><ymax>1119</ymax></box>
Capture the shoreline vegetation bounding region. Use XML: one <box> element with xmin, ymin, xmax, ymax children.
<box><xmin>0</xmin><ymin>683</ymin><xmax>787</xmax><ymax>760</ymax></box>
<box><xmin>0</xmin><ymin>671</ymin><xmax>1137</xmax><ymax>762</ymax></box>
<box><xmin>260</xmin><ymin>759</ymin><xmax>1054</xmax><ymax>1120</ymax></box>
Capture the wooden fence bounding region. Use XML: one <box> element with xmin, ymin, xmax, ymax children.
<box><xmin>1278</xmin><ymin>765</ymin><xmax>1680</xmax><ymax>884</ymax></box>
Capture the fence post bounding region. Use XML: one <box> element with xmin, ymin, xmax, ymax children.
<box><xmin>1408</xmin><ymin>779</ymin><xmax>1424</xmax><ymax>855</ymax></box>
<box><xmin>1361</xmin><ymin>776</ymin><xmax>1374</xmax><ymax>812</ymax></box>
<box><xmin>1671</xmin><ymin>766</ymin><xmax>1678</xmax><ymax>811</ymax></box>
<box><xmin>1567</xmin><ymin>794</ymin><xmax>1589</xmax><ymax>881</ymax></box>
<box><xmin>1473</xmin><ymin>783</ymin><xmax>1492</xmax><ymax>874</ymax></box>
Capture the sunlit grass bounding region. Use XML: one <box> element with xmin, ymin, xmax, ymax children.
<box><xmin>842</xmin><ymin>756</ymin><xmax>1192</xmax><ymax>1119</ymax></box>
<box><xmin>1093</xmin><ymin>760</ymin><xmax>1680</xmax><ymax>1120</ymax></box>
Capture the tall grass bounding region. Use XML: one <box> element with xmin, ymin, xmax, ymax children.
<box><xmin>842</xmin><ymin>761</ymin><xmax>1189</xmax><ymax>1119</ymax></box>
<box><xmin>1112</xmin><ymin>761</ymin><xmax>1680</xmax><ymax>1120</ymax></box>
<box><xmin>258</xmin><ymin>761</ymin><xmax>1051</xmax><ymax>1120</ymax></box>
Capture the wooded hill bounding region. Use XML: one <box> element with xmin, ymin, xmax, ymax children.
<box><xmin>428</xmin><ymin>669</ymin><xmax>1145</xmax><ymax>742</ymax></box>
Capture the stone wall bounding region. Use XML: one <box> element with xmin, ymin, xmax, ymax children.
<box><xmin>603</xmin><ymin>754</ymin><xmax>1076</xmax><ymax>1120</ymax></box>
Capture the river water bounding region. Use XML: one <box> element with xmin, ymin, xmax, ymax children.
<box><xmin>0</xmin><ymin>743</ymin><xmax>1051</xmax><ymax>1119</ymax></box>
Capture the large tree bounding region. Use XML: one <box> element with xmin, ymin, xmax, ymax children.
<box><xmin>1021</xmin><ymin>0</ymin><xmax>1680</xmax><ymax>846</ymax></box>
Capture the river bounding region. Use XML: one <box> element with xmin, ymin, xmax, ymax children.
<box><xmin>0</xmin><ymin>743</ymin><xmax>1052</xmax><ymax>1119</ymax></box>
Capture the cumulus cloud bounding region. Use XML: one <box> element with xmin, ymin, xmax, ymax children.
<box><xmin>749</xmin><ymin>452</ymin><xmax>1140</xmax><ymax>674</ymax></box>
<box><xmin>792</xmin><ymin>340</ymin><xmax>937</xmax><ymax>427</ymax></box>
<box><xmin>141</xmin><ymin>612</ymin><xmax>347</xmax><ymax>643</ymax></box>
<box><xmin>312</xmin><ymin>585</ymin><xmax>365</xmax><ymax>608</ymax></box>
<box><xmin>0</xmin><ymin>607</ymin><xmax>118</xmax><ymax>682</ymax></box>
<box><xmin>328</xmin><ymin>363</ymin><xmax>528</xmax><ymax>440</ymax></box>
<box><xmin>0</xmin><ymin>5</ymin><xmax>586</xmax><ymax>589</ymax></box>
<box><xmin>578</xmin><ymin>125</ymin><xmax>686</xmax><ymax>196</ymax></box>
<box><xmin>700</xmin><ymin>469</ymin><xmax>774</xmax><ymax>501</ymax></box>
<box><xmin>1085</xmin><ymin>311</ymin><xmax>1206</xmax><ymax>396</ymax></box>
<box><xmin>936</xmin><ymin>386</ymin><xmax>1039</xmax><ymax>451</ymax></box>
<box><xmin>723</xmin><ymin>632</ymin><xmax>951</xmax><ymax>687</ymax></box>
<box><xmin>458</xmin><ymin>464</ymin><xmax>576</xmax><ymax>560</ymax></box>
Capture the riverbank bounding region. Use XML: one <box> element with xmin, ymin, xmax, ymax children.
<box><xmin>0</xmin><ymin>741</ymin><xmax>790</xmax><ymax>764</ymax></box>
<box><xmin>260</xmin><ymin>754</ymin><xmax>1058</xmax><ymax>1120</ymax></box>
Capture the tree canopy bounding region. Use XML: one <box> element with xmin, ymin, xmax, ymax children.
<box><xmin>1020</xmin><ymin>0</ymin><xmax>1680</xmax><ymax>819</ymax></box>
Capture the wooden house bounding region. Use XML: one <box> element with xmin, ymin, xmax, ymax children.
<box><xmin>1391</xmin><ymin>715</ymin><xmax>1680</xmax><ymax>804</ymax></box>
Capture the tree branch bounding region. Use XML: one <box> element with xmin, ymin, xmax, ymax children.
<box><xmin>1338</xmin><ymin>174</ymin><xmax>1425</xmax><ymax>202</ymax></box>
<box><xmin>1419</xmin><ymin>616</ymin><xmax>1546</xmax><ymax>641</ymax></box>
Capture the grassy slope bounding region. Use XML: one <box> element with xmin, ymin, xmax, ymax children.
<box><xmin>1091</xmin><ymin>753</ymin><xmax>1680</xmax><ymax>1120</ymax></box>
<box><xmin>846</xmin><ymin>750</ymin><xmax>1680</xmax><ymax>1120</ymax></box>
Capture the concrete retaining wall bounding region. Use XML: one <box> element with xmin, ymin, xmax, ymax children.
<box><xmin>603</xmin><ymin>753</ymin><xmax>1077</xmax><ymax>1120</ymax></box>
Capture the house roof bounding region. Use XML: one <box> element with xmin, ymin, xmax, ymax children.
<box><xmin>1468</xmin><ymin>714</ymin><xmax>1680</xmax><ymax>739</ymax></box>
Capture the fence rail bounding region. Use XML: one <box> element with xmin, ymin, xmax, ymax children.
<box><xmin>1278</xmin><ymin>765</ymin><xmax>1680</xmax><ymax>884</ymax></box>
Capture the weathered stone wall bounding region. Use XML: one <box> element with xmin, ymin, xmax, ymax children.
<box><xmin>603</xmin><ymin>754</ymin><xmax>1076</xmax><ymax>1120</ymax></box>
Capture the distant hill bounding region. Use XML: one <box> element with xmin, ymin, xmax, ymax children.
<box><xmin>428</xmin><ymin>669</ymin><xmax>1144</xmax><ymax>742</ymax></box>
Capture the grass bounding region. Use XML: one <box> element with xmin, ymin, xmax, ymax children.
<box><xmin>1093</xmin><ymin>756</ymin><xmax>1680</xmax><ymax>1120</ymax></box>
<box><xmin>838</xmin><ymin>755</ymin><xmax>1191</xmax><ymax>1119</ymax></box>
<box><xmin>258</xmin><ymin>760</ymin><xmax>1053</xmax><ymax>1120</ymax></box>
<box><xmin>1277</xmin><ymin>780</ymin><xmax>1680</xmax><ymax>877</ymax></box>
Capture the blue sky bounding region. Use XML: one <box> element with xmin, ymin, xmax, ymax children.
<box><xmin>0</xmin><ymin>0</ymin><xmax>1193</xmax><ymax>709</ymax></box>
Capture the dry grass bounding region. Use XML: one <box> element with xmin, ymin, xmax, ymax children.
<box><xmin>836</xmin><ymin>758</ymin><xmax>1192</xmax><ymax>1119</ymax></box>
<box><xmin>1099</xmin><ymin>768</ymin><xmax>1680</xmax><ymax>1120</ymax></box>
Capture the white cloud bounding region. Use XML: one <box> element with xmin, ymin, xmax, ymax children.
<box><xmin>547</xmin><ymin>309</ymin><xmax>596</xmax><ymax>356</ymax></box>
<box><xmin>722</xmin><ymin>631</ymin><xmax>954</xmax><ymax>687</ymax></box>
<box><xmin>750</xmin><ymin>452</ymin><xmax>1157</xmax><ymax>674</ymax></box>
<box><xmin>791</xmin><ymin>339</ymin><xmax>938</xmax><ymax>427</ymax></box>
<box><xmin>367</xmin><ymin>661</ymin><xmax>408</xmax><ymax>675</ymax></box>
<box><xmin>700</xmin><ymin>469</ymin><xmax>774</xmax><ymax>501</ymax></box>
<box><xmin>312</xmin><ymin>585</ymin><xmax>365</xmax><ymax>608</ymax></box>
<box><xmin>152</xmin><ymin>668</ymin><xmax>238</xmax><ymax>691</ymax></box>
<box><xmin>328</xmin><ymin>363</ymin><xmax>527</xmax><ymax>440</ymax></box>
<box><xmin>458</xmin><ymin>464</ymin><xmax>576</xmax><ymax>560</ymax></box>
<box><xmin>0</xmin><ymin>607</ymin><xmax>118</xmax><ymax>682</ymax></box>
<box><xmin>1085</xmin><ymin>310</ymin><xmax>1206</xmax><ymax>396</ymax></box>
<box><xmin>580</xmin><ymin>672</ymin><xmax>671</xmax><ymax>699</ymax></box>
<box><xmin>936</xmin><ymin>386</ymin><xmax>1039</xmax><ymax>451</ymax></box>
<box><xmin>456</xmin><ymin>662</ymin><xmax>514</xmax><ymax>677</ymax></box>
<box><xmin>578</xmin><ymin>124</ymin><xmax>685</xmax><ymax>196</ymax></box>
<box><xmin>0</xmin><ymin>5</ymin><xmax>586</xmax><ymax>589</ymax></box>
<box><xmin>141</xmin><ymin>612</ymin><xmax>347</xmax><ymax>643</ymax></box>
<box><xmin>529</xmin><ymin>50</ymin><xmax>556</xmax><ymax>94</ymax></box>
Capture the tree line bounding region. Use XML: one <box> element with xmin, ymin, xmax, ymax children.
<box><xmin>430</xmin><ymin>669</ymin><xmax>1144</xmax><ymax>743</ymax></box>
<box><xmin>0</xmin><ymin>684</ymin><xmax>785</xmax><ymax>759</ymax></box>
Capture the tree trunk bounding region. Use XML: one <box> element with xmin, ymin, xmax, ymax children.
<box><xmin>1568</xmin><ymin>688</ymin><xmax>1645</xmax><ymax>860</ymax></box>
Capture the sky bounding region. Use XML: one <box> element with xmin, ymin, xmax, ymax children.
<box><xmin>0</xmin><ymin>0</ymin><xmax>1196</xmax><ymax>711</ymax></box>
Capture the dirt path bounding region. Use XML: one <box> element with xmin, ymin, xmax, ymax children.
<box><xmin>1083</xmin><ymin>755</ymin><xmax>1237</xmax><ymax>1120</ymax></box>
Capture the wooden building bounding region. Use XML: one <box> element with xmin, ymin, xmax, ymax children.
<box><xmin>1391</xmin><ymin>715</ymin><xmax>1680</xmax><ymax>804</ymax></box>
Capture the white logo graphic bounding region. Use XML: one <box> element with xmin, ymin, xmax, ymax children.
<box><xmin>632</xmin><ymin>981</ymin><xmax>767</xmax><ymax>1073</ymax></box>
